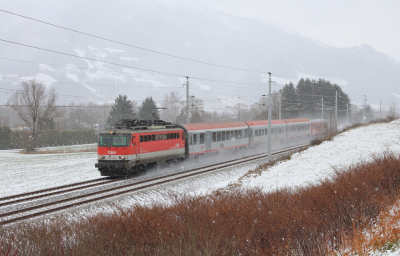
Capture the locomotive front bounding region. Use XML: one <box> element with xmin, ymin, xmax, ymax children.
<box><xmin>95</xmin><ymin>130</ymin><xmax>136</xmax><ymax>176</ymax></box>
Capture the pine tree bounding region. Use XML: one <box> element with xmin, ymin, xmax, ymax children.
<box><xmin>106</xmin><ymin>95</ymin><xmax>137</xmax><ymax>128</ymax></box>
<box><xmin>139</xmin><ymin>97</ymin><xmax>159</xmax><ymax>120</ymax></box>
<box><xmin>0</xmin><ymin>126</ymin><xmax>12</xmax><ymax>149</ymax></box>
<box><xmin>281</xmin><ymin>82</ymin><xmax>298</xmax><ymax>118</ymax></box>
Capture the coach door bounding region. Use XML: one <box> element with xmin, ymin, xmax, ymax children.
<box><xmin>134</xmin><ymin>135</ymin><xmax>140</xmax><ymax>161</ymax></box>
<box><xmin>205</xmin><ymin>131</ymin><xmax>212</xmax><ymax>151</ymax></box>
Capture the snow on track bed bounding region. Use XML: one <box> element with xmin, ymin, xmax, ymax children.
<box><xmin>242</xmin><ymin>120</ymin><xmax>400</xmax><ymax>192</ymax></box>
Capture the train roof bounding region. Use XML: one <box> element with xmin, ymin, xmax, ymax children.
<box><xmin>99</xmin><ymin>126</ymin><xmax>182</xmax><ymax>134</ymax></box>
<box><xmin>283</xmin><ymin>119</ymin><xmax>310</xmax><ymax>124</ymax></box>
<box><xmin>179</xmin><ymin>122</ymin><xmax>248</xmax><ymax>131</ymax></box>
<box><xmin>245</xmin><ymin>120</ymin><xmax>285</xmax><ymax>126</ymax></box>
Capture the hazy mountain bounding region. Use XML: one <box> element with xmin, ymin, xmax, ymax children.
<box><xmin>0</xmin><ymin>0</ymin><xmax>399</xmax><ymax>109</ymax></box>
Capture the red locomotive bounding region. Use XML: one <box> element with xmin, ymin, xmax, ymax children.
<box><xmin>96</xmin><ymin>118</ymin><xmax>324</xmax><ymax>177</ymax></box>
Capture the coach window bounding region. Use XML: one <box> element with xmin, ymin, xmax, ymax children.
<box><xmin>200</xmin><ymin>133</ymin><xmax>205</xmax><ymax>144</ymax></box>
<box><xmin>182</xmin><ymin>132</ymin><xmax>185</xmax><ymax>140</ymax></box>
<box><xmin>155</xmin><ymin>134</ymin><xmax>159</xmax><ymax>141</ymax></box>
<box><xmin>221</xmin><ymin>131</ymin><xmax>226</xmax><ymax>141</ymax></box>
<box><xmin>144</xmin><ymin>135</ymin><xmax>148</xmax><ymax>142</ymax></box>
<box><xmin>226</xmin><ymin>131</ymin><xmax>230</xmax><ymax>140</ymax></box>
<box><xmin>140</xmin><ymin>135</ymin><xmax>143</xmax><ymax>142</ymax></box>
<box><xmin>177</xmin><ymin>132</ymin><xmax>180</xmax><ymax>139</ymax></box>
<box><xmin>212</xmin><ymin>132</ymin><xmax>216</xmax><ymax>142</ymax></box>
<box><xmin>189</xmin><ymin>135</ymin><xmax>192</xmax><ymax>145</ymax></box>
<box><xmin>217</xmin><ymin>131</ymin><xmax>221</xmax><ymax>141</ymax></box>
<box><xmin>245</xmin><ymin>129</ymin><xmax>248</xmax><ymax>138</ymax></box>
<box><xmin>152</xmin><ymin>134</ymin><xmax>156</xmax><ymax>141</ymax></box>
<box><xmin>193</xmin><ymin>134</ymin><xmax>197</xmax><ymax>145</ymax></box>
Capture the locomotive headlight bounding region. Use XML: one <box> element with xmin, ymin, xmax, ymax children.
<box><xmin>99</xmin><ymin>155</ymin><xmax>104</xmax><ymax>159</ymax></box>
<box><xmin>119</xmin><ymin>156</ymin><xmax>125</xmax><ymax>159</ymax></box>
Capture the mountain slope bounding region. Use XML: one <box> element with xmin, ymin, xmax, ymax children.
<box><xmin>0</xmin><ymin>0</ymin><xmax>398</xmax><ymax>108</ymax></box>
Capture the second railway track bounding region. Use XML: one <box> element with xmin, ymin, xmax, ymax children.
<box><xmin>0</xmin><ymin>144</ymin><xmax>307</xmax><ymax>226</ymax></box>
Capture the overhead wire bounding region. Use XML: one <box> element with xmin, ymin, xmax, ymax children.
<box><xmin>0</xmin><ymin>9</ymin><xmax>272</xmax><ymax>75</ymax></box>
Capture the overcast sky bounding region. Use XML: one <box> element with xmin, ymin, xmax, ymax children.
<box><xmin>199</xmin><ymin>0</ymin><xmax>400</xmax><ymax>62</ymax></box>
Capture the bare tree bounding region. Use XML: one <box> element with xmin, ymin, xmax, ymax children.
<box><xmin>389</xmin><ymin>102</ymin><xmax>397</xmax><ymax>120</ymax></box>
<box><xmin>230</xmin><ymin>103</ymin><xmax>248</xmax><ymax>121</ymax></box>
<box><xmin>161</xmin><ymin>92</ymin><xmax>185</xmax><ymax>123</ymax></box>
<box><xmin>8</xmin><ymin>80</ymin><xmax>58</xmax><ymax>151</ymax></box>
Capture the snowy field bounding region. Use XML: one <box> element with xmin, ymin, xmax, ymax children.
<box><xmin>0</xmin><ymin>144</ymin><xmax>99</xmax><ymax>197</ymax></box>
<box><xmin>1</xmin><ymin>120</ymin><xmax>400</xmax><ymax>200</ymax></box>
<box><xmin>242</xmin><ymin>119</ymin><xmax>400</xmax><ymax>192</ymax></box>
<box><xmin>1</xmin><ymin>120</ymin><xmax>400</xmax><ymax>254</ymax></box>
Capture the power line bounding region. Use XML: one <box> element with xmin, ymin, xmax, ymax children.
<box><xmin>0</xmin><ymin>9</ymin><xmax>271</xmax><ymax>75</ymax></box>
<box><xmin>0</xmin><ymin>38</ymin><xmax>186</xmax><ymax>78</ymax></box>
<box><xmin>0</xmin><ymin>57</ymin><xmax>268</xmax><ymax>88</ymax></box>
<box><xmin>0</xmin><ymin>76</ymin><xmax>183</xmax><ymax>89</ymax></box>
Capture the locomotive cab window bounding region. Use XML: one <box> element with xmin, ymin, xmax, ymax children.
<box><xmin>99</xmin><ymin>134</ymin><xmax>130</xmax><ymax>147</ymax></box>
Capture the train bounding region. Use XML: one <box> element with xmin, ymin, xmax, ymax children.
<box><xmin>95</xmin><ymin>118</ymin><xmax>324</xmax><ymax>177</ymax></box>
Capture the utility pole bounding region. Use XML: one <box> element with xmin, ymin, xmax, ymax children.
<box><xmin>185</xmin><ymin>77</ymin><xmax>189</xmax><ymax>124</ymax></box>
<box><xmin>335</xmin><ymin>90</ymin><xmax>338</xmax><ymax>130</ymax></box>
<box><xmin>268</xmin><ymin>72</ymin><xmax>272</xmax><ymax>162</ymax></box>
<box><xmin>321</xmin><ymin>97</ymin><xmax>324</xmax><ymax>120</ymax></box>
<box><xmin>191</xmin><ymin>96</ymin><xmax>195</xmax><ymax>122</ymax></box>
<box><xmin>380</xmin><ymin>100</ymin><xmax>381</xmax><ymax>120</ymax></box>
<box><xmin>278</xmin><ymin>90</ymin><xmax>282</xmax><ymax>120</ymax></box>
<box><xmin>363</xmin><ymin>95</ymin><xmax>366</xmax><ymax>124</ymax></box>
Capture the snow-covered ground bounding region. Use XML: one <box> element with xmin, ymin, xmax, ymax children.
<box><xmin>1</xmin><ymin>120</ymin><xmax>400</xmax><ymax>254</ymax></box>
<box><xmin>241</xmin><ymin>119</ymin><xmax>400</xmax><ymax>192</ymax></box>
<box><xmin>0</xmin><ymin>144</ymin><xmax>99</xmax><ymax>197</ymax></box>
<box><xmin>1</xmin><ymin>121</ymin><xmax>400</xmax><ymax>199</ymax></box>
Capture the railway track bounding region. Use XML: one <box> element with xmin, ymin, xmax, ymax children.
<box><xmin>0</xmin><ymin>144</ymin><xmax>307</xmax><ymax>226</ymax></box>
<box><xmin>0</xmin><ymin>177</ymin><xmax>120</xmax><ymax>208</ymax></box>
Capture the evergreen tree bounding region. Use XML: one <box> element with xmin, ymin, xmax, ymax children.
<box><xmin>0</xmin><ymin>126</ymin><xmax>12</xmax><ymax>149</ymax></box>
<box><xmin>296</xmin><ymin>78</ymin><xmax>315</xmax><ymax>117</ymax></box>
<box><xmin>281</xmin><ymin>82</ymin><xmax>298</xmax><ymax>118</ymax></box>
<box><xmin>139</xmin><ymin>97</ymin><xmax>159</xmax><ymax>120</ymax></box>
<box><xmin>106</xmin><ymin>95</ymin><xmax>137</xmax><ymax>128</ymax></box>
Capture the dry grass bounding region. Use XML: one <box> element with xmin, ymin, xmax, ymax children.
<box><xmin>2</xmin><ymin>151</ymin><xmax>400</xmax><ymax>255</ymax></box>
